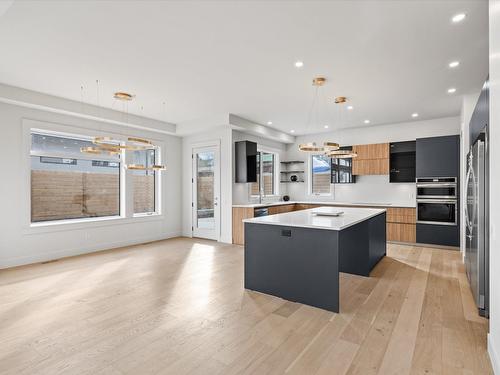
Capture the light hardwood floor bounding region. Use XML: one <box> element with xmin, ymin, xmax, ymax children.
<box><xmin>0</xmin><ymin>238</ymin><xmax>492</xmax><ymax>374</ymax></box>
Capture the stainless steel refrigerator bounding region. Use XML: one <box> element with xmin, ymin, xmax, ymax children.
<box><xmin>465</xmin><ymin>131</ymin><xmax>489</xmax><ymax>317</ymax></box>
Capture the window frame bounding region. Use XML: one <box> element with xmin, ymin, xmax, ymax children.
<box><xmin>330</xmin><ymin>146</ymin><xmax>355</xmax><ymax>184</ymax></box>
<box><xmin>309</xmin><ymin>154</ymin><xmax>332</xmax><ymax>196</ymax></box>
<box><xmin>23</xmin><ymin>119</ymin><xmax>165</xmax><ymax>233</ymax></box>
<box><xmin>250</xmin><ymin>148</ymin><xmax>280</xmax><ymax>198</ymax></box>
<box><xmin>131</xmin><ymin>148</ymin><xmax>159</xmax><ymax>217</ymax></box>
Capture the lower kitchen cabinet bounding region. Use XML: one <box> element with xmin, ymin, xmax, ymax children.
<box><xmin>387</xmin><ymin>222</ymin><xmax>416</xmax><ymax>242</ymax></box>
<box><xmin>386</xmin><ymin>207</ymin><xmax>416</xmax><ymax>224</ymax></box>
<box><xmin>416</xmin><ymin>223</ymin><xmax>459</xmax><ymax>247</ymax></box>
<box><xmin>232</xmin><ymin>207</ymin><xmax>254</xmax><ymax>245</ymax></box>
<box><xmin>294</xmin><ymin>203</ymin><xmax>320</xmax><ymax>211</ymax></box>
<box><xmin>386</xmin><ymin>207</ymin><xmax>416</xmax><ymax>243</ymax></box>
<box><xmin>267</xmin><ymin>204</ymin><xmax>295</xmax><ymax>215</ymax></box>
<box><xmin>233</xmin><ymin>204</ymin><xmax>417</xmax><ymax>245</ymax></box>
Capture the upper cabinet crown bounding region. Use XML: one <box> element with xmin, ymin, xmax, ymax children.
<box><xmin>352</xmin><ymin>143</ymin><xmax>389</xmax><ymax>175</ymax></box>
<box><xmin>416</xmin><ymin>135</ymin><xmax>459</xmax><ymax>178</ymax></box>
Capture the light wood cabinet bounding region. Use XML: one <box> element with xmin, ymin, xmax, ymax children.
<box><xmin>268</xmin><ymin>204</ymin><xmax>295</xmax><ymax>215</ymax></box>
<box><xmin>352</xmin><ymin>159</ymin><xmax>389</xmax><ymax>175</ymax></box>
<box><xmin>386</xmin><ymin>207</ymin><xmax>416</xmax><ymax>242</ymax></box>
<box><xmin>232</xmin><ymin>207</ymin><xmax>254</xmax><ymax>245</ymax></box>
<box><xmin>233</xmin><ymin>204</ymin><xmax>417</xmax><ymax>245</ymax></box>
<box><xmin>386</xmin><ymin>207</ymin><xmax>416</xmax><ymax>224</ymax></box>
<box><xmin>294</xmin><ymin>204</ymin><xmax>320</xmax><ymax>211</ymax></box>
<box><xmin>352</xmin><ymin>143</ymin><xmax>390</xmax><ymax>175</ymax></box>
<box><xmin>387</xmin><ymin>223</ymin><xmax>416</xmax><ymax>243</ymax></box>
<box><xmin>353</xmin><ymin>143</ymin><xmax>389</xmax><ymax>159</ymax></box>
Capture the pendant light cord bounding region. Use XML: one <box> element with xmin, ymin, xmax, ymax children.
<box><xmin>305</xmin><ymin>86</ymin><xmax>319</xmax><ymax>133</ymax></box>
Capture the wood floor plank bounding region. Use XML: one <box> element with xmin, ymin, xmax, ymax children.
<box><xmin>377</xmin><ymin>247</ymin><xmax>431</xmax><ymax>375</ymax></box>
<box><xmin>0</xmin><ymin>238</ymin><xmax>492</xmax><ymax>374</ymax></box>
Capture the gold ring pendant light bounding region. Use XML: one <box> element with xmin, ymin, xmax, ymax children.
<box><xmin>298</xmin><ymin>78</ymin><xmax>357</xmax><ymax>159</ymax></box>
<box><xmin>325</xmin><ymin>149</ymin><xmax>358</xmax><ymax>158</ymax></box>
<box><xmin>298</xmin><ymin>77</ymin><xmax>339</xmax><ymax>153</ymax></box>
<box><xmin>80</xmin><ymin>90</ymin><xmax>166</xmax><ymax>170</ymax></box>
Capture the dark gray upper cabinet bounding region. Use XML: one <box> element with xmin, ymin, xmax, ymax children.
<box><xmin>389</xmin><ymin>141</ymin><xmax>416</xmax><ymax>183</ymax></box>
<box><xmin>235</xmin><ymin>141</ymin><xmax>257</xmax><ymax>183</ymax></box>
<box><xmin>416</xmin><ymin>135</ymin><xmax>459</xmax><ymax>178</ymax></box>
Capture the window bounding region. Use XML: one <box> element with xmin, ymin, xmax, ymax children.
<box><xmin>131</xmin><ymin>149</ymin><xmax>156</xmax><ymax>215</ymax></box>
<box><xmin>40</xmin><ymin>157</ymin><xmax>77</xmax><ymax>165</ymax></box>
<box><xmin>251</xmin><ymin>151</ymin><xmax>277</xmax><ymax>196</ymax></box>
<box><xmin>331</xmin><ymin>154</ymin><xmax>355</xmax><ymax>184</ymax></box>
<box><xmin>311</xmin><ymin>154</ymin><xmax>331</xmax><ymax>195</ymax></box>
<box><xmin>30</xmin><ymin>133</ymin><xmax>120</xmax><ymax>222</ymax></box>
<box><xmin>92</xmin><ymin>160</ymin><xmax>119</xmax><ymax>168</ymax></box>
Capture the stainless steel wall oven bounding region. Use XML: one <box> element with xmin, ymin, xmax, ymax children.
<box><xmin>416</xmin><ymin>177</ymin><xmax>457</xmax><ymax>199</ymax></box>
<box><xmin>416</xmin><ymin>177</ymin><xmax>458</xmax><ymax>226</ymax></box>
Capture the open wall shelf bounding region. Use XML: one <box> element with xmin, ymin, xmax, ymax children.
<box><xmin>280</xmin><ymin>160</ymin><xmax>305</xmax><ymax>184</ymax></box>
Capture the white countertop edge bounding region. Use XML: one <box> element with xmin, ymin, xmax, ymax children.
<box><xmin>243</xmin><ymin>207</ymin><xmax>387</xmax><ymax>231</ymax></box>
<box><xmin>232</xmin><ymin>200</ymin><xmax>415</xmax><ymax>209</ymax></box>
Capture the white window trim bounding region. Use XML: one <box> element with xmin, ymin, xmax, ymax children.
<box><xmin>308</xmin><ymin>154</ymin><xmax>332</xmax><ymax>197</ymax></box>
<box><xmin>22</xmin><ymin>119</ymin><xmax>165</xmax><ymax>233</ymax></box>
<box><xmin>249</xmin><ymin>146</ymin><xmax>280</xmax><ymax>198</ymax></box>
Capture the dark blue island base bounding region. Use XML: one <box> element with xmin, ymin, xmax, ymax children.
<box><xmin>244</xmin><ymin>212</ymin><xmax>386</xmax><ymax>313</ymax></box>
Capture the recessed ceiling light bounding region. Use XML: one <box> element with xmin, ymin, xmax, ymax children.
<box><xmin>347</xmin><ymin>105</ymin><xmax>353</xmax><ymax>110</ymax></box>
<box><xmin>364</xmin><ymin>120</ymin><xmax>370</xmax><ymax>124</ymax></box>
<box><xmin>294</xmin><ymin>61</ymin><xmax>304</xmax><ymax>68</ymax></box>
<box><xmin>290</xmin><ymin>129</ymin><xmax>295</xmax><ymax>133</ymax></box>
<box><xmin>267</xmin><ymin>121</ymin><xmax>273</xmax><ymax>125</ymax></box>
<box><xmin>324</xmin><ymin>125</ymin><xmax>329</xmax><ymax>129</ymax></box>
<box><xmin>447</xmin><ymin>87</ymin><xmax>457</xmax><ymax>94</ymax></box>
<box><xmin>412</xmin><ymin>113</ymin><xmax>419</xmax><ymax>118</ymax></box>
<box><xmin>452</xmin><ymin>13</ymin><xmax>466</xmax><ymax>23</ymax></box>
<box><xmin>449</xmin><ymin>61</ymin><xmax>460</xmax><ymax>68</ymax></box>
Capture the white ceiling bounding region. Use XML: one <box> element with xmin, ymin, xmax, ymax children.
<box><xmin>0</xmin><ymin>0</ymin><xmax>488</xmax><ymax>135</ymax></box>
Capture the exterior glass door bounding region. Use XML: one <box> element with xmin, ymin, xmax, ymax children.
<box><xmin>192</xmin><ymin>145</ymin><xmax>220</xmax><ymax>240</ymax></box>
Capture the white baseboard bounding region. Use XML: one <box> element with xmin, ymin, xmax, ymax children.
<box><xmin>489</xmin><ymin>333</ymin><xmax>500</xmax><ymax>374</ymax></box>
<box><xmin>219</xmin><ymin>235</ymin><xmax>233</xmax><ymax>244</ymax></box>
<box><xmin>0</xmin><ymin>231</ymin><xmax>181</xmax><ymax>269</ymax></box>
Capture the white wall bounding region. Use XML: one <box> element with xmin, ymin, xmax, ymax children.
<box><xmin>0</xmin><ymin>102</ymin><xmax>182</xmax><ymax>269</ymax></box>
<box><xmin>181</xmin><ymin>125</ymin><xmax>233</xmax><ymax>243</ymax></box>
<box><xmin>285</xmin><ymin>116</ymin><xmax>460</xmax><ymax>207</ymax></box>
<box><xmin>232</xmin><ymin>130</ymin><xmax>288</xmax><ymax>205</ymax></box>
<box><xmin>489</xmin><ymin>1</ymin><xmax>500</xmax><ymax>372</ymax></box>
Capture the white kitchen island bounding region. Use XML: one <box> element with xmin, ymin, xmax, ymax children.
<box><xmin>243</xmin><ymin>206</ymin><xmax>387</xmax><ymax>313</ymax></box>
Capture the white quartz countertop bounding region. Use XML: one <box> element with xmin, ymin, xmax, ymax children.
<box><xmin>233</xmin><ymin>200</ymin><xmax>414</xmax><ymax>208</ymax></box>
<box><xmin>243</xmin><ymin>206</ymin><xmax>386</xmax><ymax>231</ymax></box>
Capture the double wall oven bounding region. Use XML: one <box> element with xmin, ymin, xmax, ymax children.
<box><xmin>416</xmin><ymin>177</ymin><xmax>458</xmax><ymax>226</ymax></box>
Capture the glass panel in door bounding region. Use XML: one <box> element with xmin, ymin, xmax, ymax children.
<box><xmin>196</xmin><ymin>151</ymin><xmax>215</xmax><ymax>230</ymax></box>
<box><xmin>192</xmin><ymin>145</ymin><xmax>220</xmax><ymax>241</ymax></box>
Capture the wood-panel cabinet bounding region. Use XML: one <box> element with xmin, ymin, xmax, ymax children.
<box><xmin>232</xmin><ymin>207</ymin><xmax>254</xmax><ymax>245</ymax></box>
<box><xmin>386</xmin><ymin>207</ymin><xmax>416</xmax><ymax>243</ymax></box>
<box><xmin>233</xmin><ymin>204</ymin><xmax>417</xmax><ymax>245</ymax></box>
<box><xmin>352</xmin><ymin>159</ymin><xmax>389</xmax><ymax>175</ymax></box>
<box><xmin>267</xmin><ymin>204</ymin><xmax>295</xmax><ymax>215</ymax></box>
<box><xmin>386</xmin><ymin>207</ymin><xmax>416</xmax><ymax>224</ymax></box>
<box><xmin>353</xmin><ymin>143</ymin><xmax>389</xmax><ymax>159</ymax></box>
<box><xmin>294</xmin><ymin>204</ymin><xmax>320</xmax><ymax>211</ymax></box>
<box><xmin>352</xmin><ymin>143</ymin><xmax>390</xmax><ymax>175</ymax></box>
<box><xmin>387</xmin><ymin>223</ymin><xmax>416</xmax><ymax>243</ymax></box>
